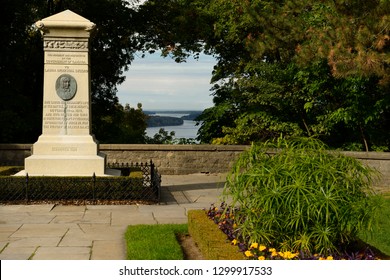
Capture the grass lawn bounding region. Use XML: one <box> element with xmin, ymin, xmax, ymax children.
<box><xmin>359</xmin><ymin>195</ymin><xmax>390</xmax><ymax>257</ymax></box>
<box><xmin>125</xmin><ymin>224</ymin><xmax>188</xmax><ymax>260</ymax></box>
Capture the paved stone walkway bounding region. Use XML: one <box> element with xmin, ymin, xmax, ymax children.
<box><xmin>0</xmin><ymin>173</ymin><xmax>226</xmax><ymax>260</ymax></box>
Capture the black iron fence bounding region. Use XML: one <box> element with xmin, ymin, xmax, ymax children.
<box><xmin>0</xmin><ymin>161</ymin><xmax>161</xmax><ymax>204</ymax></box>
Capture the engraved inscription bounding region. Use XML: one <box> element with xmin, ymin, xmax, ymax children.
<box><xmin>44</xmin><ymin>40</ymin><xmax>88</xmax><ymax>50</ymax></box>
<box><xmin>52</xmin><ymin>147</ymin><xmax>78</xmax><ymax>152</ymax></box>
<box><xmin>43</xmin><ymin>101</ymin><xmax>89</xmax><ymax>131</ymax></box>
<box><xmin>56</xmin><ymin>74</ymin><xmax>77</xmax><ymax>101</ymax></box>
<box><xmin>45</xmin><ymin>68</ymin><xmax>88</xmax><ymax>73</ymax></box>
<box><xmin>45</xmin><ymin>52</ymin><xmax>88</xmax><ymax>65</ymax></box>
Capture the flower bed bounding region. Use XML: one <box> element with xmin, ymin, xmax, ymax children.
<box><xmin>207</xmin><ymin>203</ymin><xmax>382</xmax><ymax>260</ymax></box>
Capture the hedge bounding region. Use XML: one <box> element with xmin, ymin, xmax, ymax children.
<box><xmin>188</xmin><ymin>209</ymin><xmax>245</xmax><ymax>260</ymax></box>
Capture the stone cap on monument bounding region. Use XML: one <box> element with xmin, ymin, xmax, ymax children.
<box><xmin>35</xmin><ymin>10</ymin><xmax>96</xmax><ymax>37</ymax></box>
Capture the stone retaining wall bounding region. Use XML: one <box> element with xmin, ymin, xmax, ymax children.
<box><xmin>1</xmin><ymin>144</ymin><xmax>389</xmax><ymax>192</ymax></box>
<box><xmin>101</xmin><ymin>144</ymin><xmax>247</xmax><ymax>175</ymax></box>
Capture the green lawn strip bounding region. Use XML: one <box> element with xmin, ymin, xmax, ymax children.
<box><xmin>125</xmin><ymin>224</ymin><xmax>188</xmax><ymax>260</ymax></box>
<box><xmin>359</xmin><ymin>196</ymin><xmax>390</xmax><ymax>257</ymax></box>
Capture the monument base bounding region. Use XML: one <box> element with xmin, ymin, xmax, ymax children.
<box><xmin>15</xmin><ymin>134</ymin><xmax>121</xmax><ymax>176</ymax></box>
<box><xmin>16</xmin><ymin>153</ymin><xmax>120</xmax><ymax>177</ymax></box>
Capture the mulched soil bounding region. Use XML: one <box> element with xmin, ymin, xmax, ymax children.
<box><xmin>177</xmin><ymin>234</ymin><xmax>204</xmax><ymax>260</ymax></box>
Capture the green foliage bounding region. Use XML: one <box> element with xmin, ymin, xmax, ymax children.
<box><xmin>223</xmin><ymin>137</ymin><xmax>382</xmax><ymax>255</ymax></box>
<box><xmin>147</xmin><ymin>116</ymin><xmax>183</xmax><ymax>127</ymax></box>
<box><xmin>94</xmin><ymin>103</ymin><xmax>148</xmax><ymax>144</ymax></box>
<box><xmin>146</xmin><ymin>128</ymin><xmax>176</xmax><ymax>144</ymax></box>
<box><xmin>145</xmin><ymin>128</ymin><xmax>198</xmax><ymax>144</ymax></box>
<box><xmin>202</xmin><ymin>60</ymin><xmax>390</xmax><ymax>150</ymax></box>
<box><xmin>0</xmin><ymin>0</ymin><xmax>46</xmax><ymax>143</ymax></box>
<box><xmin>125</xmin><ymin>224</ymin><xmax>188</xmax><ymax>260</ymax></box>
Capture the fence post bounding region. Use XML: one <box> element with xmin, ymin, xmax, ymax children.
<box><xmin>25</xmin><ymin>173</ymin><xmax>29</xmax><ymax>202</ymax></box>
<box><xmin>150</xmin><ymin>160</ymin><xmax>160</xmax><ymax>201</ymax></box>
<box><xmin>150</xmin><ymin>160</ymin><xmax>154</xmax><ymax>183</ymax></box>
<box><xmin>92</xmin><ymin>172</ymin><xmax>96</xmax><ymax>203</ymax></box>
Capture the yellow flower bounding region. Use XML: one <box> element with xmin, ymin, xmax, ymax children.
<box><xmin>233</xmin><ymin>223</ymin><xmax>237</xmax><ymax>228</ymax></box>
<box><xmin>250</xmin><ymin>242</ymin><xmax>259</xmax><ymax>249</ymax></box>
<box><xmin>271</xmin><ymin>251</ymin><xmax>278</xmax><ymax>257</ymax></box>
<box><xmin>258</xmin><ymin>256</ymin><xmax>265</xmax><ymax>260</ymax></box>
<box><xmin>279</xmin><ymin>251</ymin><xmax>298</xmax><ymax>259</ymax></box>
<box><xmin>231</xmin><ymin>239</ymin><xmax>238</xmax><ymax>245</ymax></box>
<box><xmin>326</xmin><ymin>256</ymin><xmax>334</xmax><ymax>260</ymax></box>
<box><xmin>259</xmin><ymin>245</ymin><xmax>267</xmax><ymax>252</ymax></box>
<box><xmin>269</xmin><ymin>248</ymin><xmax>276</xmax><ymax>253</ymax></box>
<box><xmin>245</xmin><ymin>250</ymin><xmax>254</xmax><ymax>257</ymax></box>
<box><xmin>319</xmin><ymin>257</ymin><xmax>325</xmax><ymax>260</ymax></box>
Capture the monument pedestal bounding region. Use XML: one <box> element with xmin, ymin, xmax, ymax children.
<box><xmin>24</xmin><ymin>135</ymin><xmax>109</xmax><ymax>176</ymax></box>
<box><xmin>17</xmin><ymin>10</ymin><xmax>119</xmax><ymax>177</ymax></box>
<box><xmin>24</xmin><ymin>155</ymin><xmax>106</xmax><ymax>176</ymax></box>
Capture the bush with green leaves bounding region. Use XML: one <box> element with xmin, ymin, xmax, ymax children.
<box><xmin>223</xmin><ymin>137</ymin><xmax>382</xmax><ymax>255</ymax></box>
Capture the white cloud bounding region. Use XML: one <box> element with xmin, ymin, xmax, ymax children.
<box><xmin>117</xmin><ymin>52</ymin><xmax>216</xmax><ymax>110</ymax></box>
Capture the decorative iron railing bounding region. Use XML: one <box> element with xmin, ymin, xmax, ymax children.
<box><xmin>0</xmin><ymin>161</ymin><xmax>161</xmax><ymax>204</ymax></box>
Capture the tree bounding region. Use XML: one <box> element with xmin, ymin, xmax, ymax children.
<box><xmin>146</xmin><ymin>128</ymin><xmax>176</xmax><ymax>144</ymax></box>
<box><xmin>133</xmin><ymin>0</ymin><xmax>213</xmax><ymax>62</ymax></box>
<box><xmin>94</xmin><ymin>103</ymin><xmax>148</xmax><ymax>144</ymax></box>
<box><xmin>159</xmin><ymin>0</ymin><xmax>389</xmax><ymax>150</ymax></box>
<box><xmin>0</xmin><ymin>0</ymin><xmax>46</xmax><ymax>143</ymax></box>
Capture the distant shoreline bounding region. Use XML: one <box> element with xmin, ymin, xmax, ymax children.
<box><xmin>145</xmin><ymin>111</ymin><xmax>202</xmax><ymax>127</ymax></box>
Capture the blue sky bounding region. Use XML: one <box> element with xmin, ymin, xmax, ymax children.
<box><xmin>116</xmin><ymin>52</ymin><xmax>216</xmax><ymax>111</ymax></box>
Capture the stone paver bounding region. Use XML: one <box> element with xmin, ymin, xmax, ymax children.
<box><xmin>0</xmin><ymin>246</ymin><xmax>37</xmax><ymax>260</ymax></box>
<box><xmin>7</xmin><ymin>237</ymin><xmax>61</xmax><ymax>248</ymax></box>
<box><xmin>10</xmin><ymin>224</ymin><xmax>71</xmax><ymax>238</ymax></box>
<box><xmin>0</xmin><ymin>173</ymin><xmax>226</xmax><ymax>260</ymax></box>
<box><xmin>91</xmin><ymin>240</ymin><xmax>126</xmax><ymax>260</ymax></box>
<box><xmin>111</xmin><ymin>211</ymin><xmax>156</xmax><ymax>226</ymax></box>
<box><xmin>33</xmin><ymin>246</ymin><xmax>91</xmax><ymax>260</ymax></box>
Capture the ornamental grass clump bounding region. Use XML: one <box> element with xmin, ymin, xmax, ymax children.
<box><xmin>223</xmin><ymin>137</ymin><xmax>381</xmax><ymax>255</ymax></box>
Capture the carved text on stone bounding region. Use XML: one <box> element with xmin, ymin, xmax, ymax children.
<box><xmin>44</xmin><ymin>40</ymin><xmax>88</xmax><ymax>50</ymax></box>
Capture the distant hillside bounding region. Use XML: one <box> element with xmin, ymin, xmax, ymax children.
<box><xmin>181</xmin><ymin>112</ymin><xmax>202</xmax><ymax>120</ymax></box>
<box><xmin>145</xmin><ymin>111</ymin><xmax>202</xmax><ymax>127</ymax></box>
<box><xmin>147</xmin><ymin>116</ymin><xmax>184</xmax><ymax>127</ymax></box>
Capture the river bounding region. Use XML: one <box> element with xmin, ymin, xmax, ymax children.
<box><xmin>146</xmin><ymin>113</ymin><xmax>200</xmax><ymax>139</ymax></box>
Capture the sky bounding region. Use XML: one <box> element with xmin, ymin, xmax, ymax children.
<box><xmin>116</xmin><ymin>52</ymin><xmax>216</xmax><ymax>111</ymax></box>
<box><xmin>117</xmin><ymin>0</ymin><xmax>216</xmax><ymax>111</ymax></box>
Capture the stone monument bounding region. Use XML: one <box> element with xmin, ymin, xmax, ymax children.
<box><xmin>19</xmin><ymin>10</ymin><xmax>117</xmax><ymax>176</ymax></box>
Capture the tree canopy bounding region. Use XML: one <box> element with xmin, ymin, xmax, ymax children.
<box><xmin>137</xmin><ymin>0</ymin><xmax>389</xmax><ymax>150</ymax></box>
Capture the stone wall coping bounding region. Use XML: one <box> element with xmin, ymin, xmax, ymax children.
<box><xmin>99</xmin><ymin>144</ymin><xmax>249</xmax><ymax>152</ymax></box>
<box><xmin>1</xmin><ymin>143</ymin><xmax>390</xmax><ymax>160</ymax></box>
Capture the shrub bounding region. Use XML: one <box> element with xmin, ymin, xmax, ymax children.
<box><xmin>223</xmin><ymin>137</ymin><xmax>382</xmax><ymax>255</ymax></box>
